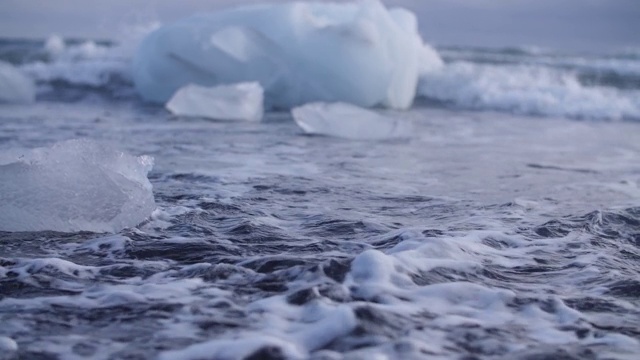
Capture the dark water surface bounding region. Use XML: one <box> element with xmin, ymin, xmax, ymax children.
<box><xmin>0</xmin><ymin>39</ymin><xmax>640</xmax><ymax>359</ymax></box>
<box><xmin>1</xmin><ymin>99</ymin><xmax>639</xmax><ymax>359</ymax></box>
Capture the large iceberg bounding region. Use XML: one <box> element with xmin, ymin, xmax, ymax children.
<box><xmin>132</xmin><ymin>0</ymin><xmax>442</xmax><ymax>110</ymax></box>
<box><xmin>166</xmin><ymin>82</ymin><xmax>264</xmax><ymax>121</ymax></box>
<box><xmin>0</xmin><ymin>140</ymin><xmax>156</xmax><ymax>233</ymax></box>
<box><xmin>292</xmin><ymin>102</ymin><xmax>412</xmax><ymax>140</ymax></box>
<box><xmin>0</xmin><ymin>61</ymin><xmax>35</xmax><ymax>104</ymax></box>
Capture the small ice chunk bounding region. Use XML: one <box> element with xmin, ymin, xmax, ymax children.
<box><xmin>0</xmin><ymin>61</ymin><xmax>35</xmax><ymax>104</ymax></box>
<box><xmin>291</xmin><ymin>102</ymin><xmax>412</xmax><ymax>140</ymax></box>
<box><xmin>166</xmin><ymin>82</ymin><xmax>264</xmax><ymax>121</ymax></box>
<box><xmin>0</xmin><ymin>139</ymin><xmax>156</xmax><ymax>233</ymax></box>
<box><xmin>0</xmin><ymin>336</ymin><xmax>18</xmax><ymax>352</ymax></box>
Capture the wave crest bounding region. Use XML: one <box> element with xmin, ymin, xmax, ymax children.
<box><xmin>418</xmin><ymin>61</ymin><xmax>640</xmax><ymax>120</ymax></box>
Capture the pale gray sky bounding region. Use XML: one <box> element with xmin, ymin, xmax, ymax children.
<box><xmin>0</xmin><ymin>0</ymin><xmax>639</xmax><ymax>51</ymax></box>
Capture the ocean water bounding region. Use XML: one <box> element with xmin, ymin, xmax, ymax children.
<box><xmin>0</xmin><ymin>36</ymin><xmax>639</xmax><ymax>360</ymax></box>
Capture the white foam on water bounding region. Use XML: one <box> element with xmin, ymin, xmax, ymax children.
<box><xmin>86</xmin><ymin>278</ymin><xmax>208</xmax><ymax>308</ymax></box>
<box><xmin>166</xmin><ymin>82</ymin><xmax>264</xmax><ymax>121</ymax></box>
<box><xmin>22</xmin><ymin>38</ymin><xmax>128</xmax><ymax>88</ymax></box>
<box><xmin>0</xmin><ymin>98</ymin><xmax>638</xmax><ymax>359</ymax></box>
<box><xmin>8</xmin><ymin>257</ymin><xmax>100</xmax><ymax>280</ymax></box>
<box><xmin>157</xmin><ymin>292</ymin><xmax>357</xmax><ymax>359</ymax></box>
<box><xmin>20</xmin><ymin>27</ymin><xmax>158</xmax><ymax>91</ymax></box>
<box><xmin>0</xmin><ymin>61</ymin><xmax>35</xmax><ymax>103</ymax></box>
<box><xmin>0</xmin><ymin>139</ymin><xmax>156</xmax><ymax>233</ymax></box>
<box><xmin>158</xmin><ymin>336</ymin><xmax>306</xmax><ymax>360</ymax></box>
<box><xmin>44</xmin><ymin>34</ymin><xmax>65</xmax><ymax>56</ymax></box>
<box><xmin>55</xmin><ymin>234</ymin><xmax>133</xmax><ymax>260</ymax></box>
<box><xmin>335</xmin><ymin>227</ymin><xmax>640</xmax><ymax>356</ymax></box>
<box><xmin>250</xmin><ymin>295</ymin><xmax>358</xmax><ymax>351</ymax></box>
<box><xmin>418</xmin><ymin>62</ymin><xmax>640</xmax><ymax>120</ymax></box>
<box><xmin>440</xmin><ymin>47</ymin><xmax>640</xmax><ymax>78</ymax></box>
<box><xmin>0</xmin><ymin>262</ymin><xmax>203</xmax><ymax>310</ymax></box>
<box><xmin>25</xmin><ymin>335</ymin><xmax>127</xmax><ymax>360</ymax></box>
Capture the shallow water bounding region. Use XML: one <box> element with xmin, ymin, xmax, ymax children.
<box><xmin>1</xmin><ymin>98</ymin><xmax>639</xmax><ymax>359</ymax></box>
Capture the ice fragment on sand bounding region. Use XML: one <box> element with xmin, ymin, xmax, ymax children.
<box><xmin>0</xmin><ymin>61</ymin><xmax>35</xmax><ymax>104</ymax></box>
<box><xmin>166</xmin><ymin>82</ymin><xmax>264</xmax><ymax>121</ymax></box>
<box><xmin>133</xmin><ymin>0</ymin><xmax>442</xmax><ymax>109</ymax></box>
<box><xmin>0</xmin><ymin>139</ymin><xmax>156</xmax><ymax>233</ymax></box>
<box><xmin>292</xmin><ymin>102</ymin><xmax>412</xmax><ymax>140</ymax></box>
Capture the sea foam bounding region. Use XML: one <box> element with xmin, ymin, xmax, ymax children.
<box><xmin>0</xmin><ymin>61</ymin><xmax>35</xmax><ymax>103</ymax></box>
<box><xmin>21</xmin><ymin>37</ymin><xmax>129</xmax><ymax>88</ymax></box>
<box><xmin>418</xmin><ymin>62</ymin><xmax>640</xmax><ymax>120</ymax></box>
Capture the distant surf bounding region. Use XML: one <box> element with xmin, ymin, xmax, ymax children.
<box><xmin>2</xmin><ymin>36</ymin><xmax>639</xmax><ymax>120</ymax></box>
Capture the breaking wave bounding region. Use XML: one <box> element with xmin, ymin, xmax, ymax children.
<box><xmin>418</xmin><ymin>61</ymin><xmax>640</xmax><ymax>120</ymax></box>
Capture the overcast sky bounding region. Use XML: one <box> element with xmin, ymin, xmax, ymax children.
<box><xmin>1</xmin><ymin>0</ymin><xmax>639</xmax><ymax>51</ymax></box>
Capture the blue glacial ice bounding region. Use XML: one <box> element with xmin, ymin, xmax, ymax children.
<box><xmin>292</xmin><ymin>102</ymin><xmax>412</xmax><ymax>140</ymax></box>
<box><xmin>0</xmin><ymin>336</ymin><xmax>18</xmax><ymax>352</ymax></box>
<box><xmin>0</xmin><ymin>139</ymin><xmax>156</xmax><ymax>233</ymax></box>
<box><xmin>132</xmin><ymin>0</ymin><xmax>442</xmax><ymax>110</ymax></box>
<box><xmin>166</xmin><ymin>82</ymin><xmax>264</xmax><ymax>121</ymax></box>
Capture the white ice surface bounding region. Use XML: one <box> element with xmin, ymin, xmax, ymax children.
<box><xmin>133</xmin><ymin>0</ymin><xmax>442</xmax><ymax>109</ymax></box>
<box><xmin>292</xmin><ymin>102</ymin><xmax>412</xmax><ymax>140</ymax></box>
<box><xmin>166</xmin><ymin>82</ymin><xmax>264</xmax><ymax>121</ymax></box>
<box><xmin>0</xmin><ymin>139</ymin><xmax>156</xmax><ymax>233</ymax></box>
<box><xmin>0</xmin><ymin>61</ymin><xmax>35</xmax><ymax>104</ymax></box>
<box><xmin>0</xmin><ymin>336</ymin><xmax>18</xmax><ymax>352</ymax></box>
